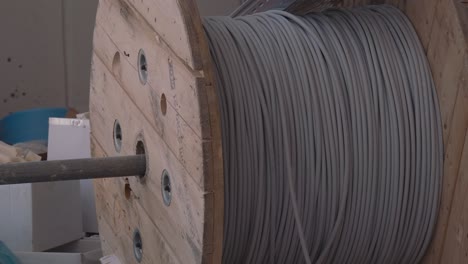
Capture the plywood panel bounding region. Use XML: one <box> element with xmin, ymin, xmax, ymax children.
<box><xmin>420</xmin><ymin>0</ymin><xmax>468</xmax><ymax>262</ymax></box>
<box><xmin>91</xmin><ymin>55</ymin><xmax>205</xmax><ymax>263</ymax></box>
<box><xmin>90</xmin><ymin>0</ymin><xmax>223</xmax><ymax>263</ymax></box>
<box><xmin>119</xmin><ymin>0</ymin><xmax>200</xmax><ymax>69</ymax></box>
<box><xmin>440</xmin><ymin>85</ymin><xmax>468</xmax><ymax>263</ymax></box>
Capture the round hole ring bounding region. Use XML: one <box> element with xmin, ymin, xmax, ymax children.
<box><xmin>113</xmin><ymin>120</ymin><xmax>122</xmax><ymax>153</ymax></box>
<box><xmin>133</xmin><ymin>229</ymin><xmax>143</xmax><ymax>262</ymax></box>
<box><xmin>135</xmin><ymin>134</ymin><xmax>149</xmax><ymax>183</ymax></box>
<box><xmin>112</xmin><ymin>52</ymin><xmax>121</xmax><ymax>77</ymax></box>
<box><xmin>161</xmin><ymin>169</ymin><xmax>172</xmax><ymax>206</ymax></box>
<box><xmin>138</xmin><ymin>49</ymin><xmax>148</xmax><ymax>85</ymax></box>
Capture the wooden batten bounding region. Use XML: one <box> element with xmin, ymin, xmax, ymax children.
<box><xmin>90</xmin><ymin>0</ymin><xmax>468</xmax><ymax>263</ymax></box>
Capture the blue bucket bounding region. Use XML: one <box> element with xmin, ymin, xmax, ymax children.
<box><xmin>0</xmin><ymin>107</ymin><xmax>68</xmax><ymax>145</ymax></box>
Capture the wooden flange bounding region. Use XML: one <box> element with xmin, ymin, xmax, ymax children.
<box><xmin>90</xmin><ymin>0</ymin><xmax>468</xmax><ymax>263</ymax></box>
<box><xmin>89</xmin><ymin>0</ymin><xmax>222</xmax><ymax>263</ymax></box>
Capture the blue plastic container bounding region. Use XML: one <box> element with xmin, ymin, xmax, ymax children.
<box><xmin>0</xmin><ymin>107</ymin><xmax>68</xmax><ymax>145</ymax></box>
<box><xmin>0</xmin><ymin>241</ymin><xmax>19</xmax><ymax>264</ymax></box>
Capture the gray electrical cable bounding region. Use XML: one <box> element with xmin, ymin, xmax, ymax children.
<box><xmin>203</xmin><ymin>5</ymin><xmax>442</xmax><ymax>264</ymax></box>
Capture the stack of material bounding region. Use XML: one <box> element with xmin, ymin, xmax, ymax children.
<box><xmin>0</xmin><ymin>141</ymin><xmax>41</xmax><ymax>164</ymax></box>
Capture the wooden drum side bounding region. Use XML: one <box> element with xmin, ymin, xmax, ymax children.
<box><xmin>89</xmin><ymin>0</ymin><xmax>223</xmax><ymax>263</ymax></box>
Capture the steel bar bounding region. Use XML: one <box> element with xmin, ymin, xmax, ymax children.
<box><xmin>0</xmin><ymin>155</ymin><xmax>146</xmax><ymax>185</ymax></box>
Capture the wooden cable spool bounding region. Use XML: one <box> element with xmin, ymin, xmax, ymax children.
<box><xmin>89</xmin><ymin>0</ymin><xmax>468</xmax><ymax>263</ymax></box>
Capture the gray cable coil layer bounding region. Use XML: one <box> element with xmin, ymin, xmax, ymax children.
<box><xmin>203</xmin><ymin>5</ymin><xmax>443</xmax><ymax>264</ymax></box>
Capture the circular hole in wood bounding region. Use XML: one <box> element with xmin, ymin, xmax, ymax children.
<box><xmin>160</xmin><ymin>93</ymin><xmax>167</xmax><ymax>116</ymax></box>
<box><xmin>138</xmin><ymin>49</ymin><xmax>148</xmax><ymax>85</ymax></box>
<box><xmin>133</xmin><ymin>229</ymin><xmax>143</xmax><ymax>262</ymax></box>
<box><xmin>135</xmin><ymin>139</ymin><xmax>148</xmax><ymax>183</ymax></box>
<box><xmin>161</xmin><ymin>169</ymin><xmax>172</xmax><ymax>206</ymax></box>
<box><xmin>136</xmin><ymin>140</ymin><xmax>145</xmax><ymax>155</ymax></box>
<box><xmin>112</xmin><ymin>51</ymin><xmax>121</xmax><ymax>77</ymax></box>
<box><xmin>124</xmin><ymin>182</ymin><xmax>132</xmax><ymax>200</ymax></box>
<box><xmin>113</xmin><ymin>120</ymin><xmax>122</xmax><ymax>153</ymax></box>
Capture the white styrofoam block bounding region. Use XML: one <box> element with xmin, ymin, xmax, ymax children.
<box><xmin>23</xmin><ymin>118</ymin><xmax>94</xmax><ymax>251</ymax></box>
<box><xmin>81</xmin><ymin>179</ymin><xmax>99</xmax><ymax>233</ymax></box>
<box><xmin>0</xmin><ymin>118</ymin><xmax>98</xmax><ymax>252</ymax></box>
<box><xmin>16</xmin><ymin>237</ymin><xmax>102</xmax><ymax>264</ymax></box>
<box><xmin>48</xmin><ymin>118</ymin><xmax>98</xmax><ymax>233</ymax></box>
<box><xmin>8</xmin><ymin>184</ymin><xmax>33</xmax><ymax>251</ymax></box>
<box><xmin>100</xmin><ymin>255</ymin><xmax>123</xmax><ymax>264</ymax></box>
<box><xmin>0</xmin><ymin>183</ymin><xmax>34</xmax><ymax>252</ymax></box>
<box><xmin>16</xmin><ymin>250</ymin><xmax>102</xmax><ymax>264</ymax></box>
<box><xmin>31</xmin><ymin>180</ymin><xmax>83</xmax><ymax>251</ymax></box>
<box><xmin>0</xmin><ymin>181</ymin><xmax>83</xmax><ymax>252</ymax></box>
<box><xmin>16</xmin><ymin>252</ymin><xmax>82</xmax><ymax>264</ymax></box>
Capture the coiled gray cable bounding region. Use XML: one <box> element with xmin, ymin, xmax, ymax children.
<box><xmin>203</xmin><ymin>5</ymin><xmax>443</xmax><ymax>264</ymax></box>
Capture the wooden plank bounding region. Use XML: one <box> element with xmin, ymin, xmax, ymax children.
<box><xmin>90</xmin><ymin>53</ymin><xmax>205</xmax><ymax>264</ymax></box>
<box><xmin>95</xmin><ymin>178</ymin><xmax>187</xmax><ymax>264</ymax></box>
<box><xmin>194</xmin><ymin>13</ymin><xmax>224</xmax><ymax>264</ymax></box>
<box><xmin>440</xmin><ymin>85</ymin><xmax>468</xmax><ymax>263</ymax></box>
<box><xmin>93</xmin><ymin>1</ymin><xmax>206</xmax><ymax>188</ymax></box>
<box><xmin>426</xmin><ymin>0</ymin><xmax>467</xmax><ymax>145</ymax></box>
<box><xmin>94</xmin><ymin>180</ymin><xmax>181</xmax><ymax>264</ymax></box>
<box><xmin>454</xmin><ymin>0</ymin><xmax>468</xmax><ymax>43</ymax></box>
<box><xmin>93</xmin><ymin>145</ymin><xmax>180</xmax><ymax>264</ymax></box>
<box><xmin>91</xmin><ymin>0</ymin><xmax>224</xmax><ymax>262</ymax></box>
<box><xmin>94</xmin><ymin>0</ymin><xmax>206</xmax><ymax>137</ymax></box>
<box><xmin>420</xmin><ymin>0</ymin><xmax>468</xmax><ymax>261</ymax></box>
<box><xmin>401</xmin><ymin>0</ymin><xmax>439</xmax><ymax>50</ymax></box>
<box><xmin>95</xmin><ymin>181</ymin><xmax>180</xmax><ymax>263</ymax></box>
<box><xmin>100</xmin><ymin>0</ymin><xmax>201</xmax><ymax>69</ymax></box>
<box><xmin>92</xmin><ymin>142</ymin><xmax>168</xmax><ymax>264</ymax></box>
<box><xmin>92</xmin><ymin>39</ymin><xmax>205</xmax><ymax>189</ymax></box>
<box><xmin>424</xmin><ymin>66</ymin><xmax>468</xmax><ymax>263</ymax></box>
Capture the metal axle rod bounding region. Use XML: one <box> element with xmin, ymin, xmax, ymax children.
<box><xmin>0</xmin><ymin>155</ymin><xmax>146</xmax><ymax>185</ymax></box>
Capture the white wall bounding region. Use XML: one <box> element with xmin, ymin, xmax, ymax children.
<box><xmin>0</xmin><ymin>0</ymin><xmax>242</xmax><ymax>119</ymax></box>
<box><xmin>0</xmin><ymin>0</ymin><xmax>98</xmax><ymax>118</ymax></box>
<box><xmin>0</xmin><ymin>0</ymin><xmax>67</xmax><ymax>117</ymax></box>
<box><xmin>63</xmin><ymin>0</ymin><xmax>98</xmax><ymax>112</ymax></box>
